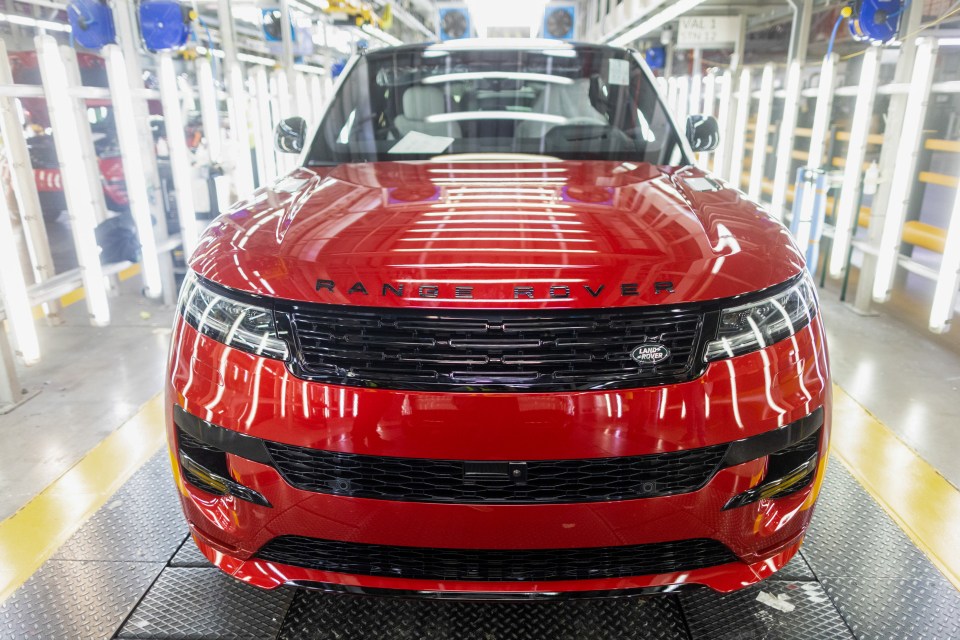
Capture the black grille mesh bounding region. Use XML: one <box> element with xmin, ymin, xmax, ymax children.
<box><xmin>265</xmin><ymin>441</ymin><xmax>728</xmax><ymax>504</ymax></box>
<box><xmin>255</xmin><ymin>536</ymin><xmax>738</xmax><ymax>582</ymax></box>
<box><xmin>281</xmin><ymin>305</ymin><xmax>706</xmax><ymax>391</ymax></box>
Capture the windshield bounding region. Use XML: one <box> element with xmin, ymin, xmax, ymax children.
<box><xmin>305</xmin><ymin>44</ymin><xmax>687</xmax><ymax>166</ymax></box>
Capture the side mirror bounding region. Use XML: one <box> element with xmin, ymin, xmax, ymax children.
<box><xmin>686</xmin><ymin>114</ymin><xmax>720</xmax><ymax>152</ymax></box>
<box><xmin>274</xmin><ymin>116</ymin><xmax>307</xmax><ymax>154</ymax></box>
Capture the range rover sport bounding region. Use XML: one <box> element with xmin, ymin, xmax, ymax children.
<box><xmin>166</xmin><ymin>40</ymin><xmax>830</xmax><ymax>598</ymax></box>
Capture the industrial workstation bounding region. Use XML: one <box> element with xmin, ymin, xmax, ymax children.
<box><xmin>1</xmin><ymin>0</ymin><xmax>960</xmax><ymax>638</ymax></box>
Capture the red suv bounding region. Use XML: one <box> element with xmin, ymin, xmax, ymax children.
<box><xmin>166</xmin><ymin>41</ymin><xmax>830</xmax><ymax>598</ymax></box>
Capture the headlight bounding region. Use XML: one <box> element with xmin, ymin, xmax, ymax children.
<box><xmin>704</xmin><ymin>276</ymin><xmax>818</xmax><ymax>362</ymax></box>
<box><xmin>177</xmin><ymin>272</ymin><xmax>289</xmax><ymax>360</ymax></box>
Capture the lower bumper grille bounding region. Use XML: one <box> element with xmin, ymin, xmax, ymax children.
<box><xmin>254</xmin><ymin>536</ymin><xmax>738</xmax><ymax>582</ymax></box>
<box><xmin>265</xmin><ymin>440</ymin><xmax>728</xmax><ymax>503</ymax></box>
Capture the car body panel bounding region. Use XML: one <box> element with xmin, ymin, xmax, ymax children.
<box><xmin>190</xmin><ymin>161</ymin><xmax>804</xmax><ymax>309</ymax></box>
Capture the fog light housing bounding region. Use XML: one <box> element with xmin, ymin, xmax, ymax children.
<box><xmin>177</xmin><ymin>427</ymin><xmax>272</xmax><ymax>507</ymax></box>
<box><xmin>723</xmin><ymin>428</ymin><xmax>821</xmax><ymax>510</ymax></box>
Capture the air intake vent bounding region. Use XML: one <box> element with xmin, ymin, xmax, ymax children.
<box><xmin>256</xmin><ymin>536</ymin><xmax>738</xmax><ymax>582</ymax></box>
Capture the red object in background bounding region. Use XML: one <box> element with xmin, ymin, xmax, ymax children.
<box><xmin>165</xmin><ymin>158</ymin><xmax>831</xmax><ymax>597</ymax></box>
<box><xmin>8</xmin><ymin>50</ymin><xmax>159</xmax><ymax>218</ymax></box>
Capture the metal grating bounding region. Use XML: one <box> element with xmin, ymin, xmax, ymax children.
<box><xmin>281</xmin><ymin>304</ymin><xmax>707</xmax><ymax>391</ymax></box>
<box><xmin>277</xmin><ymin>590</ymin><xmax>691</xmax><ymax>640</ymax></box>
<box><xmin>680</xmin><ymin>581</ymin><xmax>855</xmax><ymax>640</ymax></box>
<box><xmin>116</xmin><ymin>568</ymin><xmax>294</xmax><ymax>639</ymax></box>
<box><xmin>255</xmin><ymin>536</ymin><xmax>737</xmax><ymax>582</ymax></box>
<box><xmin>265</xmin><ymin>439</ymin><xmax>728</xmax><ymax>503</ymax></box>
<box><xmin>0</xmin><ymin>560</ymin><xmax>162</xmax><ymax>640</ymax></box>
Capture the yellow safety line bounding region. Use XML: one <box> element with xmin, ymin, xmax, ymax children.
<box><xmin>32</xmin><ymin>263</ymin><xmax>142</xmax><ymax>319</ymax></box>
<box><xmin>0</xmin><ymin>393</ymin><xmax>165</xmax><ymax>604</ymax></box>
<box><xmin>831</xmin><ymin>384</ymin><xmax>960</xmax><ymax>592</ymax></box>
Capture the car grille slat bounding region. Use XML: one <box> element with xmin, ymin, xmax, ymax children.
<box><xmin>280</xmin><ymin>304</ymin><xmax>708</xmax><ymax>391</ymax></box>
<box><xmin>264</xmin><ymin>441</ymin><xmax>728</xmax><ymax>504</ymax></box>
<box><xmin>254</xmin><ymin>536</ymin><xmax>738</xmax><ymax>581</ymax></box>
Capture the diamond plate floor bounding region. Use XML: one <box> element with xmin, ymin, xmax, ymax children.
<box><xmin>1</xmin><ymin>452</ymin><xmax>957</xmax><ymax>640</ymax></box>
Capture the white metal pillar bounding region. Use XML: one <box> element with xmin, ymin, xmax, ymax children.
<box><xmin>197</xmin><ymin>56</ymin><xmax>227</xmax><ymax>214</ymax></box>
<box><xmin>35</xmin><ymin>36</ymin><xmax>110</xmax><ymax>326</ymax></box>
<box><xmin>805</xmin><ymin>54</ymin><xmax>837</xmax><ymax>171</ymax></box>
<box><xmin>0</xmin><ymin>319</ymin><xmax>20</xmax><ymax>408</ymax></box>
<box><xmin>770</xmin><ymin>61</ymin><xmax>802</xmax><ymax>220</ymax></box>
<box><xmin>103</xmin><ymin>45</ymin><xmax>163</xmax><ymax>299</ymax></box>
<box><xmin>110</xmin><ymin>0</ymin><xmax>177</xmax><ymax>303</ymax></box>
<box><xmin>852</xmin><ymin>0</ymin><xmax>926</xmax><ymax>312</ymax></box>
<box><xmin>713</xmin><ymin>71</ymin><xmax>733</xmax><ymax>179</ymax></box>
<box><xmin>872</xmin><ymin>40</ymin><xmax>938</xmax><ymax>302</ymax></box>
<box><xmin>748</xmin><ymin>64</ymin><xmax>774</xmax><ymax>202</ymax></box>
<box><xmin>699</xmin><ymin>71</ymin><xmax>716</xmax><ymax>169</ymax></box>
<box><xmin>930</xmin><ymin>184</ymin><xmax>960</xmax><ymax>333</ymax></box>
<box><xmin>829</xmin><ymin>46</ymin><xmax>881</xmax><ymax>278</ymax></box>
<box><xmin>729</xmin><ymin>68</ymin><xmax>752</xmax><ymax>189</ymax></box>
<box><xmin>216</xmin><ymin>0</ymin><xmax>255</xmax><ymax>199</ymax></box>
<box><xmin>158</xmin><ymin>51</ymin><xmax>200</xmax><ymax>258</ymax></box>
<box><xmin>0</xmin><ymin>163</ymin><xmax>40</xmax><ymax>364</ymax></box>
<box><xmin>0</xmin><ymin>40</ymin><xmax>57</xmax><ymax>317</ymax></box>
<box><xmin>254</xmin><ymin>66</ymin><xmax>278</xmax><ymax>184</ymax></box>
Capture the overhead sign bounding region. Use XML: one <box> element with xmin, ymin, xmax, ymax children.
<box><xmin>676</xmin><ymin>16</ymin><xmax>741</xmax><ymax>49</ymax></box>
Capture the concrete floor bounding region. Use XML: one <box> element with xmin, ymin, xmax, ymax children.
<box><xmin>1</xmin><ymin>273</ymin><xmax>959</xmax><ymax>522</ymax></box>
<box><xmin>0</xmin><ymin>280</ymin><xmax>174</xmax><ymax>520</ymax></box>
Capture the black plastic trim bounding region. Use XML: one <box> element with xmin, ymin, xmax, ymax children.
<box><xmin>174</xmin><ymin>405</ymin><xmax>273</xmax><ymax>466</ymax></box>
<box><xmin>172</xmin><ymin>405</ymin><xmax>824</xmax><ymax>506</ymax></box>
<box><xmin>722</xmin><ymin>407</ymin><xmax>824</xmax><ymax>467</ymax></box>
<box><xmin>256</xmin><ymin>535</ymin><xmax>738</xmax><ymax>582</ymax></box>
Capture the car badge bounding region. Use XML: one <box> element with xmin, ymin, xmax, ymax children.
<box><xmin>630</xmin><ymin>343</ymin><xmax>670</xmax><ymax>365</ymax></box>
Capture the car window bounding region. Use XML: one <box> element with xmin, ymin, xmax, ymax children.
<box><xmin>305</xmin><ymin>44</ymin><xmax>686</xmax><ymax>166</ymax></box>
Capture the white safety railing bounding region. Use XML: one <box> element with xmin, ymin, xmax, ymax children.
<box><xmin>661</xmin><ymin>36</ymin><xmax>960</xmax><ymax>334</ymax></box>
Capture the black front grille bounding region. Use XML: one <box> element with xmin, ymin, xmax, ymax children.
<box><xmin>265</xmin><ymin>441</ymin><xmax>728</xmax><ymax>504</ymax></box>
<box><xmin>279</xmin><ymin>304</ymin><xmax>709</xmax><ymax>392</ymax></box>
<box><xmin>255</xmin><ymin>536</ymin><xmax>738</xmax><ymax>582</ymax></box>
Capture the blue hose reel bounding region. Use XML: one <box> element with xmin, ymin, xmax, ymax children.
<box><xmin>67</xmin><ymin>0</ymin><xmax>116</xmax><ymax>49</ymax></box>
<box><xmin>645</xmin><ymin>47</ymin><xmax>666</xmax><ymax>71</ymax></box>
<box><xmin>848</xmin><ymin>0</ymin><xmax>904</xmax><ymax>44</ymax></box>
<box><xmin>139</xmin><ymin>0</ymin><xmax>194</xmax><ymax>51</ymax></box>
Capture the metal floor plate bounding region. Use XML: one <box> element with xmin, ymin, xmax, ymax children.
<box><xmin>681</xmin><ymin>580</ymin><xmax>853</xmax><ymax>640</ymax></box>
<box><xmin>0</xmin><ymin>450</ymin><xmax>957</xmax><ymax>640</ymax></box>
<box><xmin>54</xmin><ymin>453</ymin><xmax>187</xmax><ymax>564</ymax></box>
<box><xmin>115</xmin><ymin>567</ymin><xmax>294</xmax><ymax>639</ymax></box>
<box><xmin>278</xmin><ymin>590</ymin><xmax>689</xmax><ymax>640</ymax></box>
<box><xmin>0</xmin><ymin>560</ymin><xmax>162</xmax><ymax>640</ymax></box>
<box><xmin>168</xmin><ymin>534</ymin><xmax>212</xmax><ymax>568</ymax></box>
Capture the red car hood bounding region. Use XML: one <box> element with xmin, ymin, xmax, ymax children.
<box><xmin>190</xmin><ymin>161</ymin><xmax>804</xmax><ymax>308</ymax></box>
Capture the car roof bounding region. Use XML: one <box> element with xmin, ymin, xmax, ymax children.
<box><xmin>365</xmin><ymin>39</ymin><xmax>627</xmax><ymax>59</ymax></box>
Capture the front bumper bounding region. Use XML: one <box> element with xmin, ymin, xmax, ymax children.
<box><xmin>165</xmin><ymin>313</ymin><xmax>831</xmax><ymax>596</ymax></box>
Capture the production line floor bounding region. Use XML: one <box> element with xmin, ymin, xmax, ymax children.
<box><xmin>2</xmin><ymin>283</ymin><xmax>960</xmax><ymax>639</ymax></box>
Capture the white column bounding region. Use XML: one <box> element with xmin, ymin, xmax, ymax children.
<box><xmin>158</xmin><ymin>51</ymin><xmax>200</xmax><ymax>257</ymax></box>
<box><xmin>873</xmin><ymin>40</ymin><xmax>938</xmax><ymax>302</ymax></box>
<box><xmin>769</xmin><ymin>61</ymin><xmax>802</xmax><ymax>221</ymax></box>
<box><xmin>103</xmin><ymin>45</ymin><xmax>163</xmax><ymax>299</ymax></box>
<box><xmin>729</xmin><ymin>68</ymin><xmax>752</xmax><ymax>189</ymax></box>
<box><xmin>0</xmin><ymin>41</ymin><xmax>56</xmax><ymax>309</ymax></box>
<box><xmin>748</xmin><ymin>63</ymin><xmax>774</xmax><ymax>202</ymax></box>
<box><xmin>829</xmin><ymin>46</ymin><xmax>881</xmax><ymax>278</ymax></box>
<box><xmin>35</xmin><ymin>36</ymin><xmax>110</xmax><ymax>326</ymax></box>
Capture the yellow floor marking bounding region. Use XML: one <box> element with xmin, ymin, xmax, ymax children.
<box><xmin>0</xmin><ymin>393</ymin><xmax>165</xmax><ymax>604</ymax></box>
<box><xmin>32</xmin><ymin>263</ymin><xmax>142</xmax><ymax>319</ymax></box>
<box><xmin>832</xmin><ymin>384</ymin><xmax>960</xmax><ymax>592</ymax></box>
